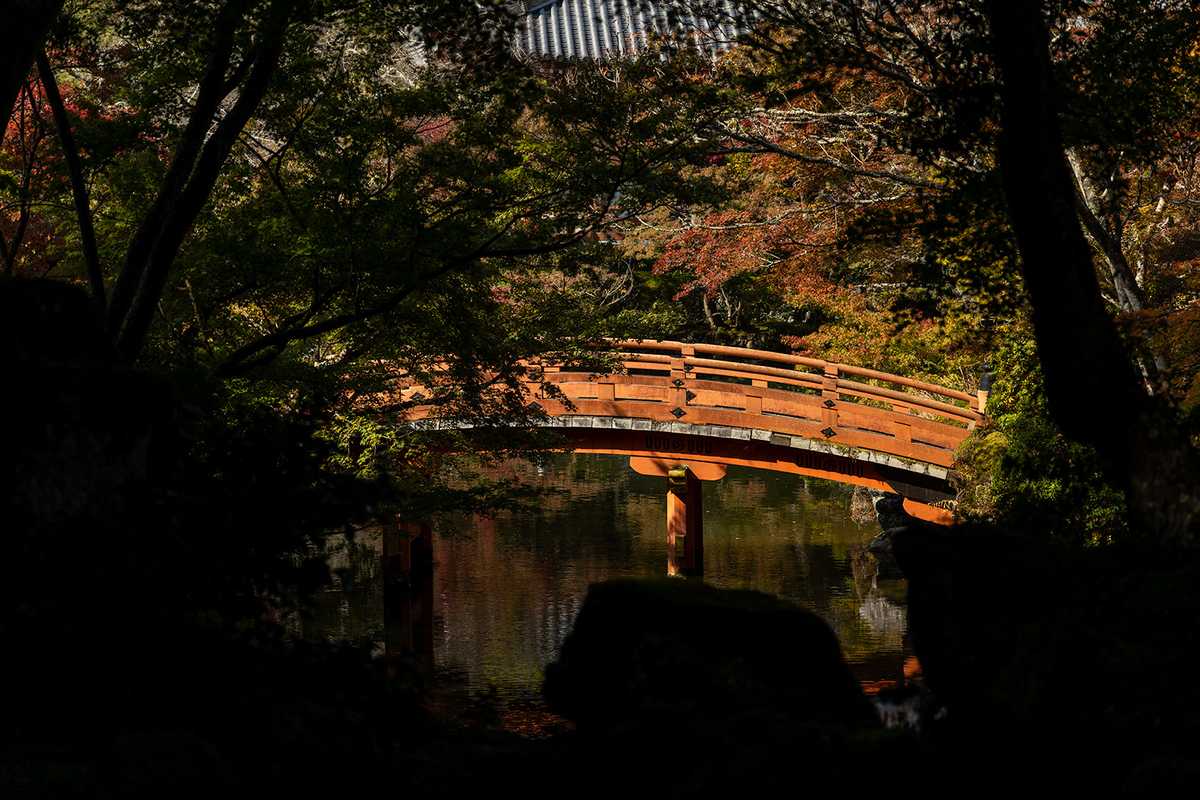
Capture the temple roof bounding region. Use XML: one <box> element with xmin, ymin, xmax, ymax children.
<box><xmin>515</xmin><ymin>1</ymin><xmax>754</xmax><ymax>61</ymax></box>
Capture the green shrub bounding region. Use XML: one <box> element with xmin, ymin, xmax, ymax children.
<box><xmin>955</xmin><ymin>325</ymin><xmax>1129</xmax><ymax>544</ymax></box>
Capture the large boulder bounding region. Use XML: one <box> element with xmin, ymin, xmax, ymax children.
<box><xmin>542</xmin><ymin>578</ymin><xmax>948</xmax><ymax>795</ymax></box>
<box><xmin>544</xmin><ymin>577</ymin><xmax>879</xmax><ymax>731</ymax></box>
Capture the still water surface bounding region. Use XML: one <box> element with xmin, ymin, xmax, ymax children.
<box><xmin>299</xmin><ymin>453</ymin><xmax>917</xmax><ymax>730</ymax></box>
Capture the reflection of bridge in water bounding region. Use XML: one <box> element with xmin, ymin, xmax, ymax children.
<box><xmin>397</xmin><ymin>340</ymin><xmax>987</xmax><ymax>574</ymax></box>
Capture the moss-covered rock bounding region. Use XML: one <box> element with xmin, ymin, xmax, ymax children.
<box><xmin>542</xmin><ymin>577</ymin><xmax>950</xmax><ymax>795</ymax></box>
<box><xmin>544</xmin><ymin>577</ymin><xmax>879</xmax><ymax>730</ymax></box>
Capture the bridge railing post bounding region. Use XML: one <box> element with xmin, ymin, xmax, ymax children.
<box><xmin>822</xmin><ymin>364</ymin><xmax>840</xmax><ymax>431</ymax></box>
<box><xmin>531</xmin><ymin>363</ymin><xmax>557</xmax><ymax>406</ymax></box>
<box><xmin>889</xmin><ymin>400</ymin><xmax>914</xmax><ymax>450</ymax></box>
<box><xmin>669</xmin><ymin>344</ymin><xmax>693</xmax><ymax>409</ymax></box>
<box><xmin>745</xmin><ymin>378</ymin><xmax>766</xmax><ymax>415</ymax></box>
<box><xmin>977</xmin><ymin>361</ymin><xmax>993</xmax><ymax>417</ymax></box>
<box><xmin>975</xmin><ymin>390</ymin><xmax>989</xmax><ymax>417</ymax></box>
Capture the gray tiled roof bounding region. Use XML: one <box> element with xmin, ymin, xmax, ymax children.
<box><xmin>516</xmin><ymin>1</ymin><xmax>755</xmax><ymax>61</ymax></box>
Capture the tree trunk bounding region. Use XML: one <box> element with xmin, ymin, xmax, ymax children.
<box><xmin>983</xmin><ymin>0</ymin><xmax>1200</xmax><ymax>546</ymax></box>
<box><xmin>0</xmin><ymin>0</ymin><xmax>64</xmax><ymax>144</ymax></box>
<box><xmin>37</xmin><ymin>51</ymin><xmax>105</xmax><ymax>314</ymax></box>
<box><xmin>112</xmin><ymin>1</ymin><xmax>296</xmax><ymax>364</ymax></box>
<box><xmin>1064</xmin><ymin>148</ymin><xmax>1148</xmax><ymax>314</ymax></box>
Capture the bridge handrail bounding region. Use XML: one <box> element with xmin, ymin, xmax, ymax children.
<box><xmin>604</xmin><ymin>340</ymin><xmax>976</xmax><ymax>402</ymax></box>
<box><xmin>586</xmin><ymin>353</ymin><xmax>974</xmax><ymax>422</ymax></box>
<box><xmin>393</xmin><ymin>340</ymin><xmax>981</xmax><ymax>420</ymax></box>
<box><xmin>394</xmin><ymin>339</ymin><xmax>983</xmax><ymax>470</ymax></box>
<box><xmin>577</xmin><ymin>340</ymin><xmax>982</xmax><ymax>419</ymax></box>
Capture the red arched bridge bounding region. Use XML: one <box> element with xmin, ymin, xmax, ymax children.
<box><xmin>395</xmin><ymin>340</ymin><xmax>987</xmax><ymax>573</ymax></box>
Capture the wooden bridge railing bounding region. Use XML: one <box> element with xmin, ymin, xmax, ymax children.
<box><xmin>398</xmin><ymin>340</ymin><xmax>986</xmax><ymax>470</ymax></box>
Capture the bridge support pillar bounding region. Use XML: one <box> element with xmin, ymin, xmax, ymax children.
<box><xmin>631</xmin><ymin>457</ymin><xmax>723</xmax><ymax>577</ymax></box>
<box><xmin>382</xmin><ymin>516</ymin><xmax>434</xmax><ymax>678</ymax></box>
<box><xmin>667</xmin><ymin>466</ymin><xmax>703</xmax><ymax>577</ymax></box>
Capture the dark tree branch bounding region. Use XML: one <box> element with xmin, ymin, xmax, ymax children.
<box><xmin>37</xmin><ymin>50</ymin><xmax>105</xmax><ymax>314</ymax></box>
<box><xmin>712</xmin><ymin>129</ymin><xmax>947</xmax><ymax>190</ymax></box>
<box><xmin>118</xmin><ymin>1</ymin><xmax>297</xmax><ymax>363</ymax></box>
<box><xmin>0</xmin><ymin>0</ymin><xmax>64</xmax><ymax>144</ymax></box>
<box><xmin>209</xmin><ymin>200</ymin><xmax>620</xmax><ymax>378</ymax></box>
<box><xmin>2</xmin><ymin>78</ymin><xmax>46</xmax><ymax>276</ymax></box>
<box><xmin>106</xmin><ymin>3</ymin><xmax>244</xmax><ymax>331</ymax></box>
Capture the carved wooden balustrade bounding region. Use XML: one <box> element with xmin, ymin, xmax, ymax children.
<box><xmin>397</xmin><ymin>340</ymin><xmax>986</xmax><ymax>470</ymax></box>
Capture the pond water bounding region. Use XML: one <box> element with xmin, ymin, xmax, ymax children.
<box><xmin>295</xmin><ymin>453</ymin><xmax>919</xmax><ymax>733</ymax></box>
